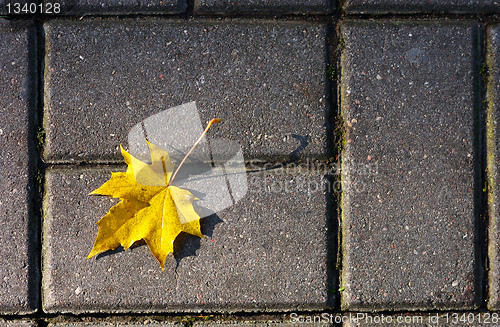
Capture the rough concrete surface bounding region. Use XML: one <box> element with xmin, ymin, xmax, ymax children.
<box><xmin>343</xmin><ymin>312</ymin><xmax>488</xmax><ymax>326</ymax></box>
<box><xmin>42</xmin><ymin>167</ymin><xmax>333</xmax><ymax>313</ymax></box>
<box><xmin>340</xmin><ymin>21</ymin><xmax>481</xmax><ymax>311</ymax></box>
<box><xmin>48</xmin><ymin>0</ymin><xmax>186</xmax><ymax>16</ymax></box>
<box><xmin>193</xmin><ymin>323</ymin><xmax>267</xmax><ymax>327</ymax></box>
<box><xmin>0</xmin><ymin>19</ymin><xmax>39</xmax><ymax>314</ymax></box>
<box><xmin>43</xmin><ymin>19</ymin><xmax>328</xmax><ymax>164</ymax></box>
<box><xmin>45</xmin><ymin>322</ymin><xmax>330</xmax><ymax>327</ymax></box>
<box><xmin>193</xmin><ymin>0</ymin><xmax>332</xmax><ymax>15</ymax></box>
<box><xmin>342</xmin><ymin>0</ymin><xmax>500</xmax><ymax>14</ymax></box>
<box><xmin>487</xmin><ymin>25</ymin><xmax>500</xmax><ymax>311</ymax></box>
<box><xmin>47</xmin><ymin>323</ymin><xmax>179</xmax><ymax>327</ymax></box>
<box><xmin>194</xmin><ymin>322</ymin><xmax>331</xmax><ymax>327</ymax></box>
<box><xmin>0</xmin><ymin>321</ymin><xmax>37</xmax><ymax>327</ymax></box>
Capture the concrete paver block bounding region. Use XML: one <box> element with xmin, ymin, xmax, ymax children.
<box><xmin>343</xmin><ymin>0</ymin><xmax>500</xmax><ymax>14</ymax></box>
<box><xmin>0</xmin><ymin>320</ymin><xmax>37</xmax><ymax>327</ymax></box>
<box><xmin>195</xmin><ymin>321</ymin><xmax>331</xmax><ymax>327</ymax></box>
<box><xmin>46</xmin><ymin>321</ymin><xmax>331</xmax><ymax>327</ymax></box>
<box><xmin>487</xmin><ymin>25</ymin><xmax>500</xmax><ymax>311</ymax></box>
<box><xmin>341</xmin><ymin>21</ymin><xmax>481</xmax><ymax>311</ymax></box>
<box><xmin>0</xmin><ymin>19</ymin><xmax>39</xmax><ymax>314</ymax></box>
<box><xmin>43</xmin><ymin>0</ymin><xmax>186</xmax><ymax>15</ymax></box>
<box><xmin>42</xmin><ymin>167</ymin><xmax>333</xmax><ymax>313</ymax></box>
<box><xmin>193</xmin><ymin>0</ymin><xmax>332</xmax><ymax>15</ymax></box>
<box><xmin>43</xmin><ymin>19</ymin><xmax>328</xmax><ymax>164</ymax></box>
<box><xmin>343</xmin><ymin>312</ymin><xmax>489</xmax><ymax>326</ymax></box>
<box><xmin>47</xmin><ymin>323</ymin><xmax>178</xmax><ymax>327</ymax></box>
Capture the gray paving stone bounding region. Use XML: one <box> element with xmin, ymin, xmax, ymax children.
<box><xmin>340</xmin><ymin>21</ymin><xmax>481</xmax><ymax>311</ymax></box>
<box><xmin>48</xmin><ymin>323</ymin><xmax>178</xmax><ymax>327</ymax></box>
<box><xmin>342</xmin><ymin>0</ymin><xmax>500</xmax><ymax>14</ymax></box>
<box><xmin>0</xmin><ymin>19</ymin><xmax>38</xmax><ymax>314</ymax></box>
<box><xmin>195</xmin><ymin>322</ymin><xmax>331</xmax><ymax>327</ymax></box>
<box><xmin>47</xmin><ymin>322</ymin><xmax>328</xmax><ymax>327</ymax></box>
<box><xmin>42</xmin><ymin>167</ymin><xmax>332</xmax><ymax>313</ymax></box>
<box><xmin>43</xmin><ymin>19</ymin><xmax>328</xmax><ymax>164</ymax></box>
<box><xmin>193</xmin><ymin>0</ymin><xmax>332</xmax><ymax>15</ymax></box>
<box><xmin>487</xmin><ymin>25</ymin><xmax>500</xmax><ymax>311</ymax></box>
<box><xmin>48</xmin><ymin>0</ymin><xmax>186</xmax><ymax>16</ymax></box>
<box><xmin>193</xmin><ymin>323</ymin><xmax>267</xmax><ymax>327</ymax></box>
<box><xmin>343</xmin><ymin>312</ymin><xmax>489</xmax><ymax>326</ymax></box>
<box><xmin>0</xmin><ymin>320</ymin><xmax>37</xmax><ymax>327</ymax></box>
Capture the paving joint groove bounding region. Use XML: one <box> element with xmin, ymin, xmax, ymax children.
<box><xmin>325</xmin><ymin>19</ymin><xmax>344</xmax><ymax>312</ymax></box>
<box><xmin>8</xmin><ymin>14</ymin><xmax>500</xmax><ymax>25</ymax></box>
<box><xmin>326</xmin><ymin>20</ymin><xmax>342</xmax><ymax>309</ymax></box>
<box><xmin>34</xmin><ymin>18</ymin><xmax>47</xmax><ymax>318</ymax></box>
<box><xmin>44</xmin><ymin>162</ymin><xmax>344</xmax><ymax>175</ymax></box>
<box><xmin>27</xmin><ymin>19</ymin><xmax>42</xmax><ymax>315</ymax></box>
<box><xmin>472</xmin><ymin>24</ymin><xmax>489</xmax><ymax>306</ymax></box>
<box><xmin>475</xmin><ymin>22</ymin><xmax>490</xmax><ymax>311</ymax></box>
<box><xmin>331</xmin><ymin>18</ymin><xmax>345</xmax><ymax>313</ymax></box>
<box><xmin>2</xmin><ymin>14</ymin><xmax>341</xmax><ymax>22</ymax></box>
<box><xmin>184</xmin><ymin>0</ymin><xmax>195</xmax><ymax>18</ymax></box>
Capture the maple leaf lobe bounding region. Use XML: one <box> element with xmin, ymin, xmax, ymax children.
<box><xmin>88</xmin><ymin>142</ymin><xmax>203</xmax><ymax>270</ymax></box>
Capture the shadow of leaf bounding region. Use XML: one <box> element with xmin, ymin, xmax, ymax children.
<box><xmin>95</xmin><ymin>215</ymin><xmax>222</xmax><ymax>267</ymax></box>
<box><xmin>95</xmin><ymin>240</ymin><xmax>147</xmax><ymax>260</ymax></box>
<box><xmin>173</xmin><ymin>213</ymin><xmax>223</xmax><ymax>266</ymax></box>
<box><xmin>289</xmin><ymin>134</ymin><xmax>309</xmax><ymax>161</ymax></box>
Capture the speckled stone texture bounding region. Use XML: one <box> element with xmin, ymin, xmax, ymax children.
<box><xmin>43</xmin><ymin>0</ymin><xmax>186</xmax><ymax>15</ymax></box>
<box><xmin>343</xmin><ymin>313</ymin><xmax>487</xmax><ymax>326</ymax></box>
<box><xmin>193</xmin><ymin>0</ymin><xmax>332</xmax><ymax>14</ymax></box>
<box><xmin>46</xmin><ymin>322</ymin><xmax>329</xmax><ymax>327</ymax></box>
<box><xmin>193</xmin><ymin>323</ymin><xmax>267</xmax><ymax>327</ymax></box>
<box><xmin>340</xmin><ymin>21</ymin><xmax>481</xmax><ymax>311</ymax></box>
<box><xmin>487</xmin><ymin>25</ymin><xmax>500</xmax><ymax>311</ymax></box>
<box><xmin>0</xmin><ymin>321</ymin><xmax>37</xmax><ymax>327</ymax></box>
<box><xmin>342</xmin><ymin>0</ymin><xmax>500</xmax><ymax>14</ymax></box>
<box><xmin>47</xmin><ymin>323</ymin><xmax>178</xmax><ymax>327</ymax></box>
<box><xmin>0</xmin><ymin>19</ymin><xmax>38</xmax><ymax>314</ymax></box>
<box><xmin>194</xmin><ymin>322</ymin><xmax>332</xmax><ymax>327</ymax></box>
<box><xmin>43</xmin><ymin>19</ymin><xmax>328</xmax><ymax>164</ymax></box>
<box><xmin>42</xmin><ymin>168</ymin><xmax>333</xmax><ymax>313</ymax></box>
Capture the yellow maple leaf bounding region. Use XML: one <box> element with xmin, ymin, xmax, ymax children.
<box><xmin>88</xmin><ymin>119</ymin><xmax>220</xmax><ymax>270</ymax></box>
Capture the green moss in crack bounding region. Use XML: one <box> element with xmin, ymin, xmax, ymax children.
<box><xmin>338</xmin><ymin>36</ymin><xmax>345</xmax><ymax>50</ymax></box>
<box><xmin>327</xmin><ymin>65</ymin><xmax>336</xmax><ymax>81</ymax></box>
<box><xmin>36</xmin><ymin>126</ymin><xmax>45</xmax><ymax>151</ymax></box>
<box><xmin>332</xmin><ymin>114</ymin><xmax>346</xmax><ymax>164</ymax></box>
<box><xmin>36</xmin><ymin>169</ymin><xmax>44</xmax><ymax>187</ymax></box>
<box><xmin>480</xmin><ymin>63</ymin><xmax>489</xmax><ymax>87</ymax></box>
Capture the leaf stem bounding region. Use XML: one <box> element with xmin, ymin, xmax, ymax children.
<box><xmin>167</xmin><ymin>118</ymin><xmax>221</xmax><ymax>187</ymax></box>
<box><xmin>161</xmin><ymin>156</ymin><xmax>169</xmax><ymax>186</ymax></box>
